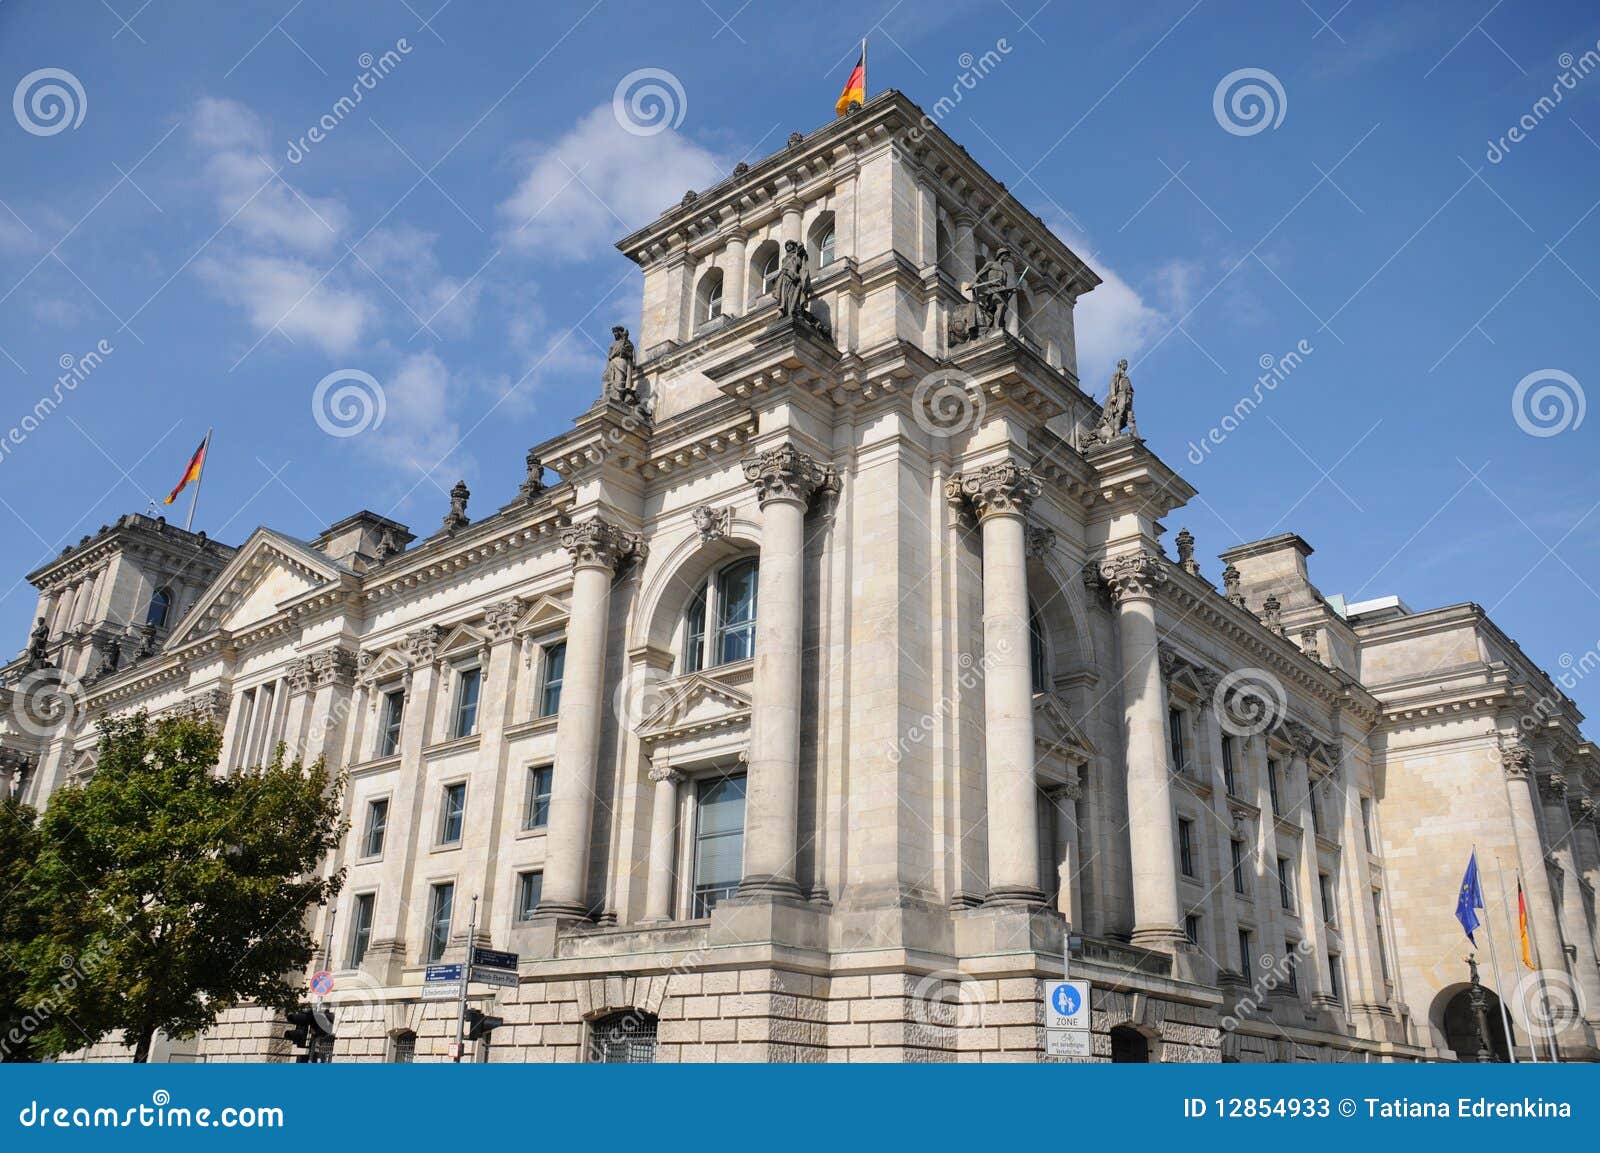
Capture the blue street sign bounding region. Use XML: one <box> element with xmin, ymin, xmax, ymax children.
<box><xmin>424</xmin><ymin>963</ymin><xmax>463</xmax><ymax>982</ymax></box>
<box><xmin>1044</xmin><ymin>979</ymin><xmax>1091</xmax><ymax>1030</ymax></box>
<box><xmin>1052</xmin><ymin>983</ymin><xmax>1081</xmax><ymax>1017</ymax></box>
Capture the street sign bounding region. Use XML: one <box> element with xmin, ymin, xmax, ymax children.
<box><xmin>1044</xmin><ymin>979</ymin><xmax>1091</xmax><ymax>1031</ymax></box>
<box><xmin>472</xmin><ymin>947</ymin><xmax>518</xmax><ymax>972</ymax></box>
<box><xmin>1046</xmin><ymin>1028</ymin><xmax>1092</xmax><ymax>1057</ymax></box>
<box><xmin>424</xmin><ymin>963</ymin><xmax>463</xmax><ymax>983</ymax></box>
<box><xmin>309</xmin><ymin>970</ymin><xmax>334</xmax><ymax>996</ymax></box>
<box><xmin>421</xmin><ymin>981</ymin><xmax>463</xmax><ymax>1001</ymax></box>
<box><xmin>472</xmin><ymin>966</ymin><xmax>519</xmax><ymax>989</ymax></box>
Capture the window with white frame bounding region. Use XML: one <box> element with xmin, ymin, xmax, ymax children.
<box><xmin>362</xmin><ymin>797</ymin><xmax>389</xmax><ymax>858</ymax></box>
<box><xmin>439</xmin><ymin>782</ymin><xmax>466</xmax><ymax>845</ymax></box>
<box><xmin>539</xmin><ymin>643</ymin><xmax>565</xmax><ymax>717</ymax></box>
<box><xmin>681</xmin><ymin>559</ymin><xmax>758</xmax><ymax>673</ymax></box>
<box><xmin>451</xmin><ymin>667</ymin><xmax>481</xmax><ymax>738</ymax></box>
<box><xmin>347</xmin><ymin>892</ymin><xmax>375</xmax><ymax>968</ymax></box>
<box><xmin>523</xmin><ymin>765</ymin><xmax>552</xmax><ymax>830</ymax></box>
<box><xmin>691</xmin><ymin>773</ymin><xmax>746</xmax><ymax>917</ymax></box>
<box><xmin>425</xmin><ymin>882</ymin><xmax>454</xmax><ymax>962</ymax></box>
<box><xmin>1231</xmin><ymin>838</ymin><xmax>1248</xmax><ymax>894</ymax></box>
<box><xmin>517</xmin><ymin>870</ymin><xmax>543</xmax><ymax>921</ymax></box>
<box><xmin>378</xmin><ymin>688</ymin><xmax>405</xmax><ymax>757</ymax></box>
<box><xmin>1178</xmin><ymin>817</ymin><xmax>1196</xmax><ymax>876</ymax></box>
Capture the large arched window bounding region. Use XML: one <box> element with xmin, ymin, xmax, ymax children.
<box><xmin>145</xmin><ymin>587</ymin><xmax>172</xmax><ymax>629</ymax></box>
<box><xmin>681</xmin><ymin>558</ymin><xmax>758</xmax><ymax>672</ymax></box>
<box><xmin>936</xmin><ymin>221</ymin><xmax>955</xmax><ymax>281</ymax></box>
<box><xmin>1029</xmin><ymin>601</ymin><xmax>1049</xmax><ymax>693</ymax></box>
<box><xmin>696</xmin><ymin>268</ymin><xmax>724</xmax><ymax>325</ymax></box>
<box><xmin>751</xmin><ymin>241</ymin><xmax>781</xmax><ymax>303</ymax></box>
<box><xmin>808</xmin><ymin>211</ymin><xmax>836</xmax><ymax>268</ymax></box>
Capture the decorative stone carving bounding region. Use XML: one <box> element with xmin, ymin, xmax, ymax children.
<box><xmin>173</xmin><ymin>689</ymin><xmax>228</xmax><ymax>728</ymax></box>
<box><xmin>1025</xmin><ymin>524</ymin><xmax>1056</xmax><ymax>558</ymax></box>
<box><xmin>519</xmin><ymin>449</ymin><xmax>545</xmax><ymax>502</ymax></box>
<box><xmin>1571</xmin><ymin>795</ymin><xmax>1597</xmax><ymax>826</ymax></box>
<box><xmin>732</xmin><ymin>161</ymin><xmax>749</xmax><ymax>177</ymax></box>
<box><xmin>601</xmin><ymin>325</ymin><xmax>639</xmax><ymax>405</ymax></box>
<box><xmin>1538</xmin><ymin>772</ymin><xmax>1569</xmax><ymax>802</ymax></box>
<box><xmin>1221</xmin><ymin>562</ymin><xmax>1245</xmax><ymax>608</ymax></box>
<box><xmin>786</xmin><ymin>130</ymin><xmax>804</xmax><ymax>147</ymax></box>
<box><xmin>561</xmin><ymin>519</ymin><xmax>645</xmax><ymax>572</ymax></box>
<box><xmin>1299</xmin><ymin>627</ymin><xmax>1322</xmax><ymax>665</ymax></box>
<box><xmin>691</xmin><ymin>504</ymin><xmax>733</xmax><ymax>543</ymax></box>
<box><xmin>24</xmin><ymin>616</ymin><xmax>50</xmax><ymax>669</ymax></box>
<box><xmin>376</xmin><ymin>529</ymin><xmax>402</xmax><ymax>561</ymax></box>
<box><xmin>647</xmin><ymin>763</ymin><xmax>683</xmax><ymax>785</ymax></box>
<box><xmin>1283</xmin><ymin>718</ymin><xmax>1318</xmax><ymax>759</ymax></box>
<box><xmin>1095</xmin><ymin>359</ymin><xmax>1137</xmax><ymax>443</ymax></box>
<box><xmin>680</xmin><ymin>189</ymin><xmax>698</xmax><ymax>206</ymax></box>
<box><xmin>1497</xmin><ymin>735</ymin><xmax>1534</xmax><ymax>781</ymax></box>
<box><xmin>483</xmin><ymin>598</ymin><xmax>522</xmax><ymax>641</ymax></box>
<box><xmin>310</xmin><ymin>647</ymin><xmax>358</xmax><ymax>688</ymax></box>
<box><xmin>944</xmin><ymin>461</ymin><xmax>1042</xmax><ymax>519</ymax></box>
<box><xmin>742</xmin><ymin>445</ymin><xmax>834</xmax><ymax>507</ymax></box>
<box><xmin>1260</xmin><ymin>594</ymin><xmax>1284</xmax><ymax>633</ymax></box>
<box><xmin>973</xmin><ymin>246</ymin><xmax>1019</xmax><ymax>332</ymax></box>
<box><xmin>405</xmin><ymin>625</ymin><xmax>443</xmax><ymax>665</ymax></box>
<box><xmin>286</xmin><ymin>656</ymin><xmax>315</xmax><ymax>695</ymax></box>
<box><xmin>1095</xmin><ymin>551</ymin><xmax>1167</xmax><ymax>602</ymax></box>
<box><xmin>441</xmin><ymin>480</ymin><xmax>471</xmax><ymax>534</ymax></box>
<box><xmin>948</xmin><ymin>281</ymin><xmax>983</xmax><ymax>347</ymax></box>
<box><xmin>1049</xmin><ymin>777</ymin><xmax>1084</xmax><ymax>802</ymax></box>
<box><xmin>774</xmin><ymin>240</ymin><xmax>810</xmax><ymax>319</ymax></box>
<box><xmin>1174</xmin><ymin>527</ymin><xmax>1201</xmax><ymax>576</ymax></box>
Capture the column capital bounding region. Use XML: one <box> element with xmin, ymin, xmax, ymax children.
<box><xmin>483</xmin><ymin>597</ymin><xmax>523</xmax><ymax>641</ymax></box>
<box><xmin>405</xmin><ymin>625</ymin><xmax>443</xmax><ymax>665</ymax></box>
<box><xmin>1570</xmin><ymin>795</ymin><xmax>1596</xmax><ymax>826</ymax></box>
<box><xmin>647</xmin><ymin>762</ymin><xmax>683</xmax><ymax>785</ymax></box>
<box><xmin>1497</xmin><ymin>734</ymin><xmax>1534</xmax><ymax>781</ymax></box>
<box><xmin>310</xmin><ymin>646</ymin><xmax>358</xmax><ymax>689</ymax></box>
<box><xmin>1093</xmin><ymin>550</ymin><xmax>1168</xmax><ymax>603</ymax></box>
<box><xmin>561</xmin><ymin>518</ymin><xmax>645</xmax><ymax>572</ymax></box>
<box><xmin>944</xmin><ymin>460</ymin><xmax>1041</xmax><ymax>519</ymax></box>
<box><xmin>741</xmin><ymin>444</ymin><xmax>835</xmax><ymax>508</ymax></box>
<box><xmin>1538</xmin><ymin>771</ymin><xmax>1569</xmax><ymax>803</ymax></box>
<box><xmin>286</xmin><ymin>656</ymin><xmax>315</xmax><ymax>695</ymax></box>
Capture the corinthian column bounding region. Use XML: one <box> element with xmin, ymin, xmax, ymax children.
<box><xmin>948</xmin><ymin>461</ymin><xmax>1045</xmax><ymax>907</ymax></box>
<box><xmin>643</xmin><ymin>763</ymin><xmax>682</xmax><ymax>922</ymax></box>
<box><xmin>536</xmin><ymin>518</ymin><xmax>642</xmax><ymax>920</ymax></box>
<box><xmin>1098</xmin><ymin>550</ymin><xmax>1184</xmax><ymax>949</ymax></box>
<box><xmin>1497</xmin><ymin>738</ymin><xmax>1569</xmax><ymax>989</ymax></box>
<box><xmin>737</xmin><ymin>444</ymin><xmax>831</xmax><ymax>899</ymax></box>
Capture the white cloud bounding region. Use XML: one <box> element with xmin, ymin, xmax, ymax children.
<box><xmin>354</xmin><ymin>225</ymin><xmax>480</xmax><ymax>338</ymax></box>
<box><xmin>370</xmin><ymin>350</ymin><xmax>469</xmax><ymax>477</ymax></box>
<box><xmin>498</xmin><ymin>105</ymin><xmax>727</xmax><ymax>261</ymax></box>
<box><xmin>196</xmin><ymin>253</ymin><xmax>371</xmax><ymax>356</ymax></box>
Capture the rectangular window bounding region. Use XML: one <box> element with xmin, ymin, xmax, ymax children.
<box><xmin>1184</xmin><ymin>914</ymin><xmax>1201</xmax><ymax>946</ymax></box>
<box><xmin>1178</xmin><ymin>818</ymin><xmax>1196</xmax><ymax>877</ymax></box>
<box><xmin>1278</xmin><ymin>855</ymin><xmax>1293</xmax><ymax>910</ymax></box>
<box><xmin>426</xmin><ymin>882</ymin><xmax>454</xmax><ymax>962</ymax></box>
<box><xmin>517</xmin><ymin>870</ymin><xmax>543</xmax><ymax>921</ymax></box>
<box><xmin>539</xmin><ymin>643</ymin><xmax>566</xmax><ymax>717</ymax></box>
<box><xmin>232</xmin><ymin>689</ymin><xmax>256</xmax><ymax>768</ymax></box>
<box><xmin>451</xmin><ymin>668</ymin><xmax>481</xmax><ymax>738</ymax></box>
<box><xmin>1238</xmin><ymin>929</ymin><xmax>1253</xmax><ymax>975</ymax></box>
<box><xmin>1168</xmin><ymin>708</ymin><xmax>1186</xmax><ymax>772</ymax></box>
<box><xmin>1360</xmin><ymin>797</ymin><xmax>1374</xmax><ymax>852</ymax></box>
<box><xmin>692</xmin><ymin>774</ymin><xmax>746</xmax><ymax>917</ymax></box>
<box><xmin>439</xmin><ymin>782</ymin><xmax>466</xmax><ymax>845</ymax></box>
<box><xmin>378</xmin><ymin>689</ymin><xmax>405</xmax><ymax>758</ymax></box>
<box><xmin>1221</xmin><ymin>736</ymin><xmax>1237</xmax><ymax>795</ymax></box>
<box><xmin>1373</xmin><ymin>890</ymin><xmax>1390</xmax><ymax>981</ymax></box>
<box><xmin>362</xmin><ymin>798</ymin><xmax>389</xmax><ymax>858</ymax></box>
<box><xmin>347</xmin><ymin>893</ymin><xmax>375</xmax><ymax>968</ymax></box>
<box><xmin>1319</xmin><ymin>872</ymin><xmax>1336</xmax><ymax>925</ymax></box>
<box><xmin>1267</xmin><ymin>759</ymin><xmax>1281</xmax><ymax>816</ymax></box>
<box><xmin>523</xmin><ymin>765</ymin><xmax>552</xmax><ymax>831</ymax></box>
<box><xmin>1309</xmin><ymin>783</ymin><xmax>1324</xmax><ymax>836</ymax></box>
<box><xmin>1284</xmin><ymin>945</ymin><xmax>1299</xmax><ymax>994</ymax></box>
<box><xmin>1231</xmin><ymin>838</ymin><xmax>1247</xmax><ymax>894</ymax></box>
<box><xmin>1328</xmin><ymin>953</ymin><xmax>1344</xmax><ymax>1002</ymax></box>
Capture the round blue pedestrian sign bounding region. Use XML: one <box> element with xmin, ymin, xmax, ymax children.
<box><xmin>1051</xmin><ymin>983</ymin><xmax>1081</xmax><ymax>1017</ymax></box>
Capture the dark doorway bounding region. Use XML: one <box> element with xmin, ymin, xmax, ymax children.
<box><xmin>1110</xmin><ymin>1024</ymin><xmax>1150</xmax><ymax>1063</ymax></box>
<box><xmin>1442</xmin><ymin>986</ymin><xmax>1514</xmax><ymax>1061</ymax></box>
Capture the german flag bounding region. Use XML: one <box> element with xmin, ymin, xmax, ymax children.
<box><xmin>1518</xmin><ymin>879</ymin><xmax>1535</xmax><ymax>969</ymax></box>
<box><xmin>163</xmin><ymin>432</ymin><xmax>210</xmax><ymax>505</ymax></box>
<box><xmin>835</xmin><ymin>40</ymin><xmax>866</xmax><ymax>116</ymax></box>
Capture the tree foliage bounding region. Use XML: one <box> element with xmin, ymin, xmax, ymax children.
<box><xmin>14</xmin><ymin>713</ymin><xmax>345</xmax><ymax>1062</ymax></box>
<box><xmin>0</xmin><ymin>797</ymin><xmax>44</xmax><ymax>1061</ymax></box>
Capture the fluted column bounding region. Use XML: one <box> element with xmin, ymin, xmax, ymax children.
<box><xmin>643</xmin><ymin>763</ymin><xmax>682</xmax><ymax>922</ymax></box>
<box><xmin>1571</xmin><ymin>797</ymin><xmax>1600</xmax><ymax>955</ymax></box>
<box><xmin>737</xmin><ymin>445</ymin><xmax>831</xmax><ymax>899</ymax></box>
<box><xmin>1099</xmin><ymin>550</ymin><xmax>1184</xmax><ymax>949</ymax></box>
<box><xmin>1497</xmin><ymin>738</ymin><xmax>1569</xmax><ymax>986</ymax></box>
<box><xmin>949</xmin><ymin>461</ymin><xmax>1044</xmax><ymax>906</ymax></box>
<box><xmin>536</xmin><ymin>519</ymin><xmax>641</xmax><ymax>919</ymax></box>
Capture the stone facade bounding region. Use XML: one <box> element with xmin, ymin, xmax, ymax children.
<box><xmin>3</xmin><ymin>91</ymin><xmax>1597</xmax><ymax>1064</ymax></box>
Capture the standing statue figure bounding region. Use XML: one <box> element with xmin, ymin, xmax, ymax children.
<box><xmin>26</xmin><ymin>616</ymin><xmax>50</xmax><ymax>668</ymax></box>
<box><xmin>602</xmin><ymin>325</ymin><xmax>638</xmax><ymax>404</ymax></box>
<box><xmin>973</xmin><ymin>246</ymin><xmax>1018</xmax><ymax>332</ymax></box>
<box><xmin>1096</xmin><ymin>358</ymin><xmax>1138</xmax><ymax>443</ymax></box>
<box><xmin>774</xmin><ymin>240</ymin><xmax>811</xmax><ymax>319</ymax></box>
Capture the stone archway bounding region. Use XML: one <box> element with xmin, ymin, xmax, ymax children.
<box><xmin>1439</xmin><ymin>984</ymin><xmax>1514</xmax><ymax>1062</ymax></box>
<box><xmin>1109</xmin><ymin>1023</ymin><xmax>1153</xmax><ymax>1063</ymax></box>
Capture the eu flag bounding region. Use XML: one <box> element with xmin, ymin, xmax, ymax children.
<box><xmin>1456</xmin><ymin>851</ymin><xmax>1484</xmax><ymax>943</ymax></box>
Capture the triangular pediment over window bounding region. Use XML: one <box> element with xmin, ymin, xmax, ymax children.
<box><xmin>435</xmin><ymin>623</ymin><xmax>490</xmax><ymax>662</ymax></box>
<box><xmin>638</xmin><ymin>674</ymin><xmax>752</xmax><ymax>743</ymax></box>
<box><xmin>167</xmin><ymin>529</ymin><xmax>345</xmax><ymax>646</ymax></box>
<box><xmin>515</xmin><ymin>594</ymin><xmax>570</xmax><ymax>635</ymax></box>
<box><xmin>1034</xmin><ymin>693</ymin><xmax>1096</xmax><ymax>761</ymax></box>
<box><xmin>359</xmin><ymin>646</ymin><xmax>411</xmax><ymax>685</ymax></box>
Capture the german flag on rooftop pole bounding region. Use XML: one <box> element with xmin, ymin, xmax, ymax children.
<box><xmin>835</xmin><ymin>38</ymin><xmax>866</xmax><ymax>115</ymax></box>
<box><xmin>162</xmin><ymin>428</ymin><xmax>211</xmax><ymax>532</ymax></box>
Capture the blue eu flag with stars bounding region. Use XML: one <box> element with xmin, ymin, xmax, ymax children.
<box><xmin>1456</xmin><ymin>851</ymin><xmax>1484</xmax><ymax>943</ymax></box>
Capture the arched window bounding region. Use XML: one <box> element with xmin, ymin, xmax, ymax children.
<box><xmin>680</xmin><ymin>558</ymin><xmax>759</xmax><ymax>672</ymax></box>
<box><xmin>752</xmin><ymin>241</ymin><xmax>781</xmax><ymax>302</ymax></box>
<box><xmin>936</xmin><ymin>221</ymin><xmax>955</xmax><ymax>280</ymax></box>
<box><xmin>390</xmin><ymin>1031</ymin><xmax>416</xmax><ymax>1063</ymax></box>
<box><xmin>808</xmin><ymin>211</ymin><xmax>836</xmax><ymax>268</ymax></box>
<box><xmin>696</xmin><ymin>268</ymin><xmax>724</xmax><ymax>325</ymax></box>
<box><xmin>588</xmin><ymin>1011</ymin><xmax>658</xmax><ymax>1063</ymax></box>
<box><xmin>146</xmin><ymin>587</ymin><xmax>172</xmax><ymax>629</ymax></box>
<box><xmin>1029</xmin><ymin>602</ymin><xmax>1048</xmax><ymax>693</ymax></box>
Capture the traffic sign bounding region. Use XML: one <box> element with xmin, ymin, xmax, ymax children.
<box><xmin>1044</xmin><ymin>979</ymin><xmax>1090</xmax><ymax>1030</ymax></box>
<box><xmin>472</xmin><ymin>966</ymin><xmax>519</xmax><ymax>988</ymax></box>
<box><xmin>421</xmin><ymin>981</ymin><xmax>463</xmax><ymax>1001</ymax></box>
<box><xmin>472</xmin><ymin>946</ymin><xmax>518</xmax><ymax>972</ymax></box>
<box><xmin>424</xmin><ymin>963</ymin><xmax>463</xmax><ymax>983</ymax></box>
<box><xmin>1046</xmin><ymin>1028</ymin><xmax>1092</xmax><ymax>1057</ymax></box>
<box><xmin>309</xmin><ymin>970</ymin><xmax>334</xmax><ymax>996</ymax></box>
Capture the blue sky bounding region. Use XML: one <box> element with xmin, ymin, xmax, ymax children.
<box><xmin>2</xmin><ymin>0</ymin><xmax>1599</xmax><ymax>723</ymax></box>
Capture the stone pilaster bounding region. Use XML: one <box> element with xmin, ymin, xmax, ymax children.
<box><xmin>643</xmin><ymin>763</ymin><xmax>683</xmax><ymax>922</ymax></box>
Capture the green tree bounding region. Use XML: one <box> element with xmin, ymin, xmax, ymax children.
<box><xmin>0</xmin><ymin>796</ymin><xmax>45</xmax><ymax>1061</ymax></box>
<box><xmin>22</xmin><ymin>713</ymin><xmax>345</xmax><ymax>1062</ymax></box>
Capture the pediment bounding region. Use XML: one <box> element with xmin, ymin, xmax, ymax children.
<box><xmin>1034</xmin><ymin>693</ymin><xmax>1096</xmax><ymax>760</ymax></box>
<box><xmin>68</xmin><ymin>746</ymin><xmax>98</xmax><ymax>782</ymax></box>
<box><xmin>515</xmin><ymin>594</ymin><xmax>570</xmax><ymax>635</ymax></box>
<box><xmin>436</xmin><ymin>623</ymin><xmax>490</xmax><ymax>661</ymax></box>
<box><xmin>168</xmin><ymin>529</ymin><xmax>344</xmax><ymax>645</ymax></box>
<box><xmin>638</xmin><ymin>674</ymin><xmax>752</xmax><ymax>742</ymax></box>
<box><xmin>359</xmin><ymin>646</ymin><xmax>412</xmax><ymax>685</ymax></box>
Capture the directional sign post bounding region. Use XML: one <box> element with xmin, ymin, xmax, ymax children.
<box><xmin>472</xmin><ymin>947</ymin><xmax>518</xmax><ymax>973</ymax></box>
<box><xmin>424</xmin><ymin>964</ymin><xmax>463</xmax><ymax>983</ymax></box>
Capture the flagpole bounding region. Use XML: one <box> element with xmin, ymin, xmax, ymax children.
<box><xmin>1517</xmin><ymin>867</ymin><xmax>1562</xmax><ymax>1063</ymax></box>
<box><xmin>185</xmin><ymin>427</ymin><xmax>211</xmax><ymax>533</ymax></box>
<box><xmin>862</xmin><ymin>36</ymin><xmax>868</xmax><ymax>102</ymax></box>
<box><xmin>1475</xmin><ymin>847</ymin><xmax>1517</xmax><ymax>1062</ymax></box>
